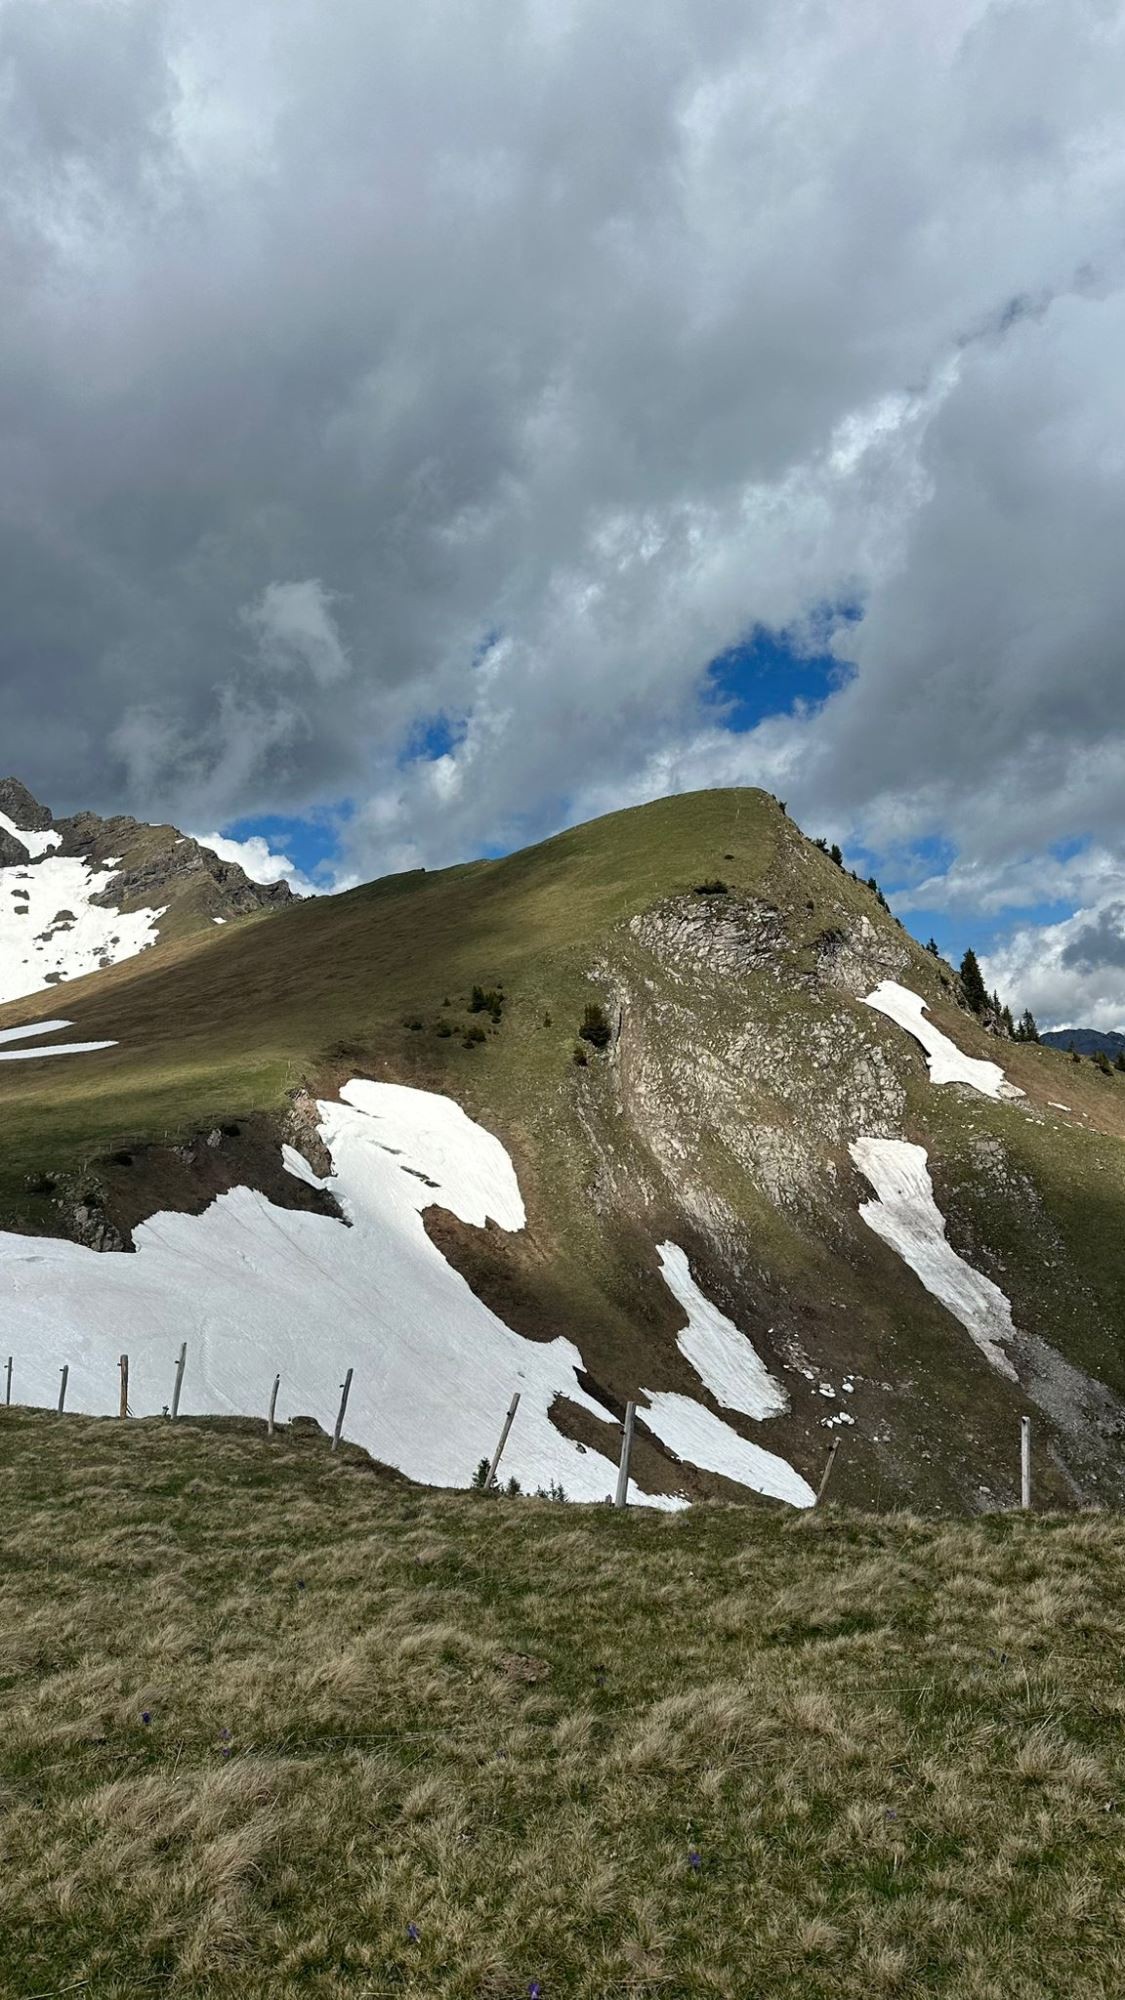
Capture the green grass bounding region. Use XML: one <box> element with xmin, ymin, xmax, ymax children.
<box><xmin>3</xmin><ymin>1408</ymin><xmax>1125</xmax><ymax>1997</ymax></box>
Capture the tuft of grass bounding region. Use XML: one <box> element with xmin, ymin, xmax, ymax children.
<box><xmin>3</xmin><ymin>1408</ymin><xmax>1125</xmax><ymax>1996</ymax></box>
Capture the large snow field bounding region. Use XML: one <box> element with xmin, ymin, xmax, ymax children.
<box><xmin>0</xmin><ymin>852</ymin><xmax>164</xmax><ymax>1005</ymax></box>
<box><xmin>0</xmin><ymin>1080</ymin><xmax>813</xmax><ymax>1507</ymax></box>
<box><xmin>657</xmin><ymin>1241</ymin><xmax>788</xmax><ymax>1419</ymax></box>
<box><xmin>0</xmin><ymin>1020</ymin><xmax>118</xmax><ymax>1061</ymax></box>
<box><xmin>863</xmin><ymin>980</ymin><xmax>1023</xmax><ymax>1100</ymax></box>
<box><xmin>850</xmin><ymin>1136</ymin><xmax>1018</xmax><ymax>1380</ymax></box>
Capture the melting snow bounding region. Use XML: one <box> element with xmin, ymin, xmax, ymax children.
<box><xmin>0</xmin><ymin>851</ymin><xmax>164</xmax><ymax>1005</ymax></box>
<box><xmin>0</xmin><ymin>1079</ymin><xmax>823</xmax><ymax>1507</ymax></box>
<box><xmin>0</xmin><ymin>810</ymin><xmax>61</xmax><ymax>860</ymax></box>
<box><xmin>863</xmin><ymin>980</ymin><xmax>1023</xmax><ymax>1100</ymax></box>
<box><xmin>850</xmin><ymin>1137</ymin><xmax>1018</xmax><ymax>1380</ymax></box>
<box><xmin>656</xmin><ymin>1241</ymin><xmax>787</xmax><ymax>1418</ymax></box>
<box><xmin>637</xmin><ymin>1393</ymin><xmax>815</xmax><ymax>1507</ymax></box>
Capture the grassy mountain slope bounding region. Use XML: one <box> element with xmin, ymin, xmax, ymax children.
<box><xmin>3</xmin><ymin>788</ymin><xmax>1125</xmax><ymax>1511</ymax></box>
<box><xmin>2</xmin><ymin>1405</ymin><xmax>1124</xmax><ymax>1999</ymax></box>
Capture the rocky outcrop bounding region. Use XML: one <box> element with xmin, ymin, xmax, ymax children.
<box><xmin>0</xmin><ymin>777</ymin><xmax>53</xmax><ymax>832</ymax></box>
<box><xmin>0</xmin><ymin>825</ymin><xmax>30</xmax><ymax>866</ymax></box>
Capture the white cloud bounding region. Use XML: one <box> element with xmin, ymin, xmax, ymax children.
<box><xmin>191</xmin><ymin>830</ymin><xmax>320</xmax><ymax>899</ymax></box>
<box><xmin>982</xmin><ymin>892</ymin><xmax>1125</xmax><ymax>1033</ymax></box>
<box><xmin>242</xmin><ymin>580</ymin><xmax>351</xmax><ymax>687</ymax></box>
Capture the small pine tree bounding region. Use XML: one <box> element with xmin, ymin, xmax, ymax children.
<box><xmin>829</xmin><ymin>843</ymin><xmax>843</xmax><ymax>867</ymax></box>
<box><xmin>959</xmin><ymin>948</ymin><xmax>988</xmax><ymax>1015</ymax></box>
<box><xmin>1001</xmin><ymin>1004</ymin><xmax>1015</xmax><ymax>1037</ymax></box>
<box><xmin>1020</xmin><ymin>1009</ymin><xmax>1040</xmax><ymax>1043</ymax></box>
<box><xmin>1095</xmin><ymin>1049</ymin><xmax>1114</xmax><ymax>1075</ymax></box>
<box><xmin>1070</xmin><ymin>1044</ymin><xmax>1081</xmax><ymax>1064</ymax></box>
<box><xmin>925</xmin><ymin>938</ymin><xmax>940</xmax><ymax>957</ymax></box>
<box><xmin>1116</xmin><ymin>1052</ymin><xmax>1125</xmax><ymax>1074</ymax></box>
<box><xmin>579</xmin><ymin>1001</ymin><xmax>612</xmax><ymax>1050</ymax></box>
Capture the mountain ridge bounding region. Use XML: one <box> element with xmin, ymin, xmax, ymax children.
<box><xmin>2</xmin><ymin>785</ymin><xmax>1125</xmax><ymax>1513</ymax></box>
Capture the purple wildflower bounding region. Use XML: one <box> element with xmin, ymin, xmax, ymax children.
<box><xmin>688</xmin><ymin>1849</ymin><xmax>702</xmax><ymax>1872</ymax></box>
<box><xmin>141</xmin><ymin>1711</ymin><xmax>151</xmax><ymax>1725</ymax></box>
<box><xmin>219</xmin><ymin>1727</ymin><xmax>231</xmax><ymax>1741</ymax></box>
<box><xmin>529</xmin><ymin>1984</ymin><xmax>542</xmax><ymax>1998</ymax></box>
<box><xmin>406</xmin><ymin>1923</ymin><xmax>420</xmax><ymax>1943</ymax></box>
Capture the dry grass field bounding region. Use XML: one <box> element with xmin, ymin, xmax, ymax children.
<box><xmin>1</xmin><ymin>1408</ymin><xmax>1123</xmax><ymax>1998</ymax></box>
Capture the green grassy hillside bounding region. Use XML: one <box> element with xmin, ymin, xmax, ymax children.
<box><xmin>3</xmin><ymin>787</ymin><xmax>1125</xmax><ymax>1512</ymax></box>
<box><xmin>2</xmin><ymin>1406</ymin><xmax>1123</xmax><ymax>1999</ymax></box>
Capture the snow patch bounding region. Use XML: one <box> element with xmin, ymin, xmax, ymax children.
<box><xmin>657</xmin><ymin>1241</ymin><xmax>787</xmax><ymax>1418</ymax></box>
<box><xmin>637</xmin><ymin>1392</ymin><xmax>815</xmax><ymax>1508</ymax></box>
<box><xmin>863</xmin><ymin>980</ymin><xmax>1023</xmax><ymax>1100</ymax></box>
<box><xmin>0</xmin><ymin>810</ymin><xmax>61</xmax><ymax>860</ymax></box>
<box><xmin>850</xmin><ymin>1136</ymin><xmax>1018</xmax><ymax>1380</ymax></box>
<box><xmin>0</xmin><ymin>1082</ymin><xmax>693</xmax><ymax>1504</ymax></box>
<box><xmin>0</xmin><ymin>1018</ymin><xmax>117</xmax><ymax>1059</ymax></box>
<box><xmin>0</xmin><ymin>852</ymin><xmax>164</xmax><ymax>1004</ymax></box>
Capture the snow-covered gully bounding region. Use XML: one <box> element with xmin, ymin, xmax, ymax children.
<box><xmin>850</xmin><ymin>1136</ymin><xmax>1019</xmax><ymax>1380</ymax></box>
<box><xmin>0</xmin><ymin>1081</ymin><xmax>813</xmax><ymax>1508</ymax></box>
<box><xmin>863</xmin><ymin>980</ymin><xmax>1023</xmax><ymax>1100</ymax></box>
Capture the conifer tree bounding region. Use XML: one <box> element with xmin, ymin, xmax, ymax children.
<box><xmin>959</xmin><ymin>948</ymin><xmax>988</xmax><ymax>1015</ymax></box>
<box><xmin>1020</xmin><ymin>1009</ymin><xmax>1040</xmax><ymax>1043</ymax></box>
<box><xmin>1116</xmin><ymin>1052</ymin><xmax>1125</xmax><ymax>1074</ymax></box>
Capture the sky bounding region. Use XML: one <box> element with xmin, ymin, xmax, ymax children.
<box><xmin>2</xmin><ymin>0</ymin><xmax>1125</xmax><ymax>1028</ymax></box>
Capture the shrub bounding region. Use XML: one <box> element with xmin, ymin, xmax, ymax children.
<box><xmin>403</xmin><ymin>1015</ymin><xmax>424</xmax><ymax>1032</ymax></box>
<box><xmin>572</xmin><ymin>1044</ymin><xmax>588</xmax><ymax>1067</ymax></box>
<box><xmin>1116</xmin><ymin>1052</ymin><xmax>1125</xmax><ymax>1073</ymax></box>
<box><xmin>462</xmin><ymin>1023</ymin><xmax>487</xmax><ymax>1048</ymax></box>
<box><xmin>693</xmin><ymin>879</ymin><xmax>728</xmax><ymax>896</ymax></box>
<box><xmin>578</xmin><ymin>1001</ymin><xmax>612</xmax><ymax>1050</ymax></box>
<box><xmin>1095</xmin><ymin>1049</ymin><xmax>1114</xmax><ymax>1075</ymax></box>
<box><xmin>542</xmin><ymin>1009</ymin><xmax>552</xmax><ymax>1028</ymax></box>
<box><xmin>470</xmin><ymin>984</ymin><xmax>504</xmax><ymax>1021</ymax></box>
<box><xmin>435</xmin><ymin>1021</ymin><xmax>454</xmax><ymax>1037</ymax></box>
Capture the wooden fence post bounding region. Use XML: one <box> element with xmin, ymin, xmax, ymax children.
<box><xmin>171</xmin><ymin>1342</ymin><xmax>187</xmax><ymax>1420</ymax></box>
<box><xmin>4</xmin><ymin>1355</ymin><xmax>11</xmax><ymax>1407</ymax></box>
<box><xmin>1020</xmin><ymin>1415</ymin><xmax>1031</xmax><ymax>1511</ymax></box>
<box><xmin>268</xmin><ymin>1373</ymin><xmax>280</xmax><ymax>1437</ymax></box>
<box><xmin>816</xmin><ymin>1437</ymin><xmax>841</xmax><ymax>1506</ymax></box>
<box><xmin>614</xmin><ymin>1400</ymin><xmax>637</xmax><ymax>1508</ymax></box>
<box><xmin>486</xmin><ymin>1392</ymin><xmax>521</xmax><ymax>1488</ymax></box>
<box><xmin>57</xmin><ymin>1364</ymin><xmax>68</xmax><ymax>1414</ymax></box>
<box><xmin>332</xmin><ymin>1367</ymin><xmax>353</xmax><ymax>1451</ymax></box>
<box><xmin>119</xmin><ymin>1354</ymin><xmax>129</xmax><ymax>1419</ymax></box>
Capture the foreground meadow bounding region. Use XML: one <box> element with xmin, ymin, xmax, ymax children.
<box><xmin>1</xmin><ymin>1408</ymin><xmax>1122</xmax><ymax>1998</ymax></box>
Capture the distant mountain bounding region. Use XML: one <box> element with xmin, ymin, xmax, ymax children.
<box><xmin>1041</xmin><ymin>1028</ymin><xmax>1125</xmax><ymax>1058</ymax></box>
<box><xmin>0</xmin><ymin>776</ymin><xmax>294</xmax><ymax>1006</ymax></box>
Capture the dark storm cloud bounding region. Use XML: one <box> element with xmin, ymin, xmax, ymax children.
<box><xmin>1</xmin><ymin>0</ymin><xmax>1125</xmax><ymax>967</ymax></box>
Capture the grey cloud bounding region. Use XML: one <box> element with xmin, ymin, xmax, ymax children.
<box><xmin>1061</xmin><ymin>902</ymin><xmax>1125</xmax><ymax>973</ymax></box>
<box><xmin>0</xmin><ymin>0</ymin><xmax>1124</xmax><ymax>916</ymax></box>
